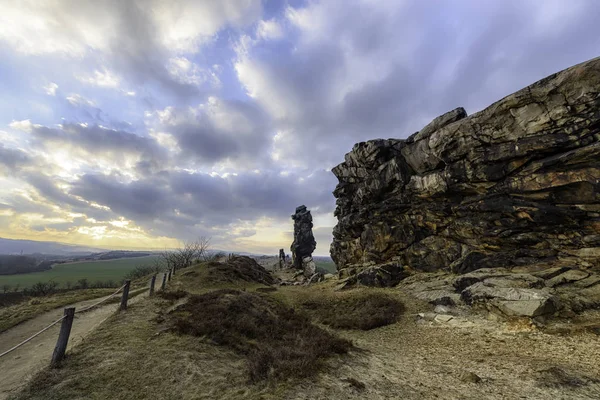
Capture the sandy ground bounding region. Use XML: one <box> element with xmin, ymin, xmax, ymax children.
<box><xmin>280</xmin><ymin>292</ymin><xmax>600</xmax><ymax>400</ymax></box>
<box><xmin>0</xmin><ymin>273</ymin><xmax>166</xmax><ymax>400</ymax></box>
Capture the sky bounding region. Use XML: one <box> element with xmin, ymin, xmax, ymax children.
<box><xmin>0</xmin><ymin>0</ymin><xmax>598</xmax><ymax>255</ymax></box>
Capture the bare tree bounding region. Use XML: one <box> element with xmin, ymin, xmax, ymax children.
<box><xmin>160</xmin><ymin>237</ymin><xmax>211</xmax><ymax>272</ymax></box>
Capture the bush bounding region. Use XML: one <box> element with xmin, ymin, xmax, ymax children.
<box><xmin>203</xmin><ymin>256</ymin><xmax>275</xmax><ymax>286</ymax></box>
<box><xmin>157</xmin><ymin>290</ymin><xmax>188</xmax><ymax>301</ymax></box>
<box><xmin>298</xmin><ymin>291</ymin><xmax>404</xmax><ymax>330</ymax></box>
<box><xmin>168</xmin><ymin>289</ymin><xmax>352</xmax><ymax>383</ymax></box>
<box><xmin>89</xmin><ymin>280</ymin><xmax>119</xmax><ymax>289</ymax></box>
<box><xmin>27</xmin><ymin>281</ymin><xmax>59</xmax><ymax>296</ymax></box>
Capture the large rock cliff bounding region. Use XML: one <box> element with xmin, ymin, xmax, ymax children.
<box><xmin>331</xmin><ymin>57</ymin><xmax>600</xmax><ymax>287</ymax></box>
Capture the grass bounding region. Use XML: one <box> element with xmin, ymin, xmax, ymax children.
<box><xmin>10</xmin><ymin>261</ymin><xmax>409</xmax><ymax>399</ymax></box>
<box><xmin>314</xmin><ymin>260</ymin><xmax>337</xmax><ymax>274</ymax></box>
<box><xmin>202</xmin><ymin>256</ymin><xmax>275</xmax><ymax>286</ymax></box>
<box><xmin>297</xmin><ymin>290</ymin><xmax>405</xmax><ymax>330</ymax></box>
<box><xmin>0</xmin><ymin>255</ymin><xmax>160</xmax><ymax>290</ymax></box>
<box><xmin>156</xmin><ymin>289</ymin><xmax>188</xmax><ymax>301</ymax></box>
<box><xmin>12</xmin><ymin>259</ymin><xmax>600</xmax><ymax>400</ymax></box>
<box><xmin>12</xmin><ymin>291</ymin><xmax>351</xmax><ymax>399</ymax></box>
<box><xmin>167</xmin><ymin>289</ymin><xmax>352</xmax><ymax>383</ymax></box>
<box><xmin>0</xmin><ymin>273</ymin><xmax>156</xmax><ymax>333</ymax></box>
<box><xmin>270</xmin><ymin>283</ymin><xmax>405</xmax><ymax>330</ymax></box>
<box><xmin>0</xmin><ymin>288</ymin><xmax>117</xmax><ymax>333</ymax></box>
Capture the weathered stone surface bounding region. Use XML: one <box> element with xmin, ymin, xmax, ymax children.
<box><xmin>462</xmin><ymin>282</ymin><xmax>558</xmax><ymax>317</ymax></box>
<box><xmin>400</xmin><ymin>265</ymin><xmax>600</xmax><ymax>318</ymax></box>
<box><xmin>331</xmin><ymin>57</ymin><xmax>600</xmax><ymax>284</ymax></box>
<box><xmin>546</xmin><ymin>269</ymin><xmax>590</xmax><ymax>287</ymax></box>
<box><xmin>302</xmin><ymin>256</ymin><xmax>317</xmax><ymax>278</ymax></box>
<box><xmin>291</xmin><ymin>205</ymin><xmax>316</xmax><ymax>269</ymax></box>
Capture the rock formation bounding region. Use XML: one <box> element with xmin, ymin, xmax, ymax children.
<box><xmin>331</xmin><ymin>57</ymin><xmax>600</xmax><ymax>293</ymax></box>
<box><xmin>278</xmin><ymin>249</ymin><xmax>286</xmax><ymax>269</ymax></box>
<box><xmin>291</xmin><ymin>205</ymin><xmax>316</xmax><ymax>270</ymax></box>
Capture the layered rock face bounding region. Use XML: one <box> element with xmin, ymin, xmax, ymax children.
<box><xmin>331</xmin><ymin>57</ymin><xmax>600</xmax><ymax>287</ymax></box>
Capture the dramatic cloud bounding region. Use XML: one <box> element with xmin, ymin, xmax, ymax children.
<box><xmin>0</xmin><ymin>0</ymin><xmax>598</xmax><ymax>253</ymax></box>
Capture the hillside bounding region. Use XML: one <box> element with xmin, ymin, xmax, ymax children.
<box><xmin>0</xmin><ymin>238</ymin><xmax>104</xmax><ymax>256</ymax></box>
<box><xmin>9</xmin><ymin>258</ymin><xmax>600</xmax><ymax>400</ymax></box>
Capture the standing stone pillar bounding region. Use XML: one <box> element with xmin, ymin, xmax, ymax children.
<box><xmin>278</xmin><ymin>249</ymin><xmax>286</xmax><ymax>269</ymax></box>
<box><xmin>290</xmin><ymin>205</ymin><xmax>316</xmax><ymax>271</ymax></box>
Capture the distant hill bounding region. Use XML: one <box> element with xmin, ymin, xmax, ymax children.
<box><xmin>0</xmin><ymin>238</ymin><xmax>105</xmax><ymax>256</ymax></box>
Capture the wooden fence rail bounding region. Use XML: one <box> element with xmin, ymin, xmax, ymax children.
<box><xmin>0</xmin><ymin>271</ymin><xmax>170</xmax><ymax>368</ymax></box>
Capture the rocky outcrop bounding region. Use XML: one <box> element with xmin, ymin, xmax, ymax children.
<box><xmin>291</xmin><ymin>205</ymin><xmax>316</xmax><ymax>269</ymax></box>
<box><xmin>399</xmin><ymin>265</ymin><xmax>600</xmax><ymax>318</ymax></box>
<box><xmin>331</xmin><ymin>57</ymin><xmax>600</xmax><ymax>287</ymax></box>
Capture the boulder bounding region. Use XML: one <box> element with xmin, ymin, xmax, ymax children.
<box><xmin>302</xmin><ymin>256</ymin><xmax>317</xmax><ymax>278</ymax></box>
<box><xmin>330</xmin><ymin>57</ymin><xmax>600</xmax><ymax>284</ymax></box>
<box><xmin>461</xmin><ymin>282</ymin><xmax>558</xmax><ymax>317</ymax></box>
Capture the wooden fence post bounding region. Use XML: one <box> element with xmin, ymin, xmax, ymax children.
<box><xmin>161</xmin><ymin>272</ymin><xmax>167</xmax><ymax>291</ymax></box>
<box><xmin>171</xmin><ymin>267</ymin><xmax>175</xmax><ymax>276</ymax></box>
<box><xmin>168</xmin><ymin>269</ymin><xmax>172</xmax><ymax>281</ymax></box>
<box><xmin>51</xmin><ymin>307</ymin><xmax>75</xmax><ymax>367</ymax></box>
<box><xmin>149</xmin><ymin>274</ymin><xmax>156</xmax><ymax>296</ymax></box>
<box><xmin>120</xmin><ymin>280</ymin><xmax>131</xmax><ymax>311</ymax></box>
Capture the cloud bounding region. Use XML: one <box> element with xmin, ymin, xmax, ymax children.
<box><xmin>148</xmin><ymin>97</ymin><xmax>272</xmax><ymax>166</ymax></box>
<box><xmin>1</xmin><ymin>0</ymin><xmax>600</xmax><ymax>254</ymax></box>
<box><xmin>76</xmin><ymin>69</ymin><xmax>120</xmax><ymax>88</ymax></box>
<box><xmin>0</xmin><ymin>144</ymin><xmax>32</xmax><ymax>173</ymax></box>
<box><xmin>43</xmin><ymin>82</ymin><xmax>59</xmax><ymax>96</ymax></box>
<box><xmin>66</xmin><ymin>94</ymin><xmax>97</xmax><ymax>108</ymax></box>
<box><xmin>256</xmin><ymin>19</ymin><xmax>284</xmax><ymax>41</ymax></box>
<box><xmin>235</xmin><ymin>0</ymin><xmax>600</xmax><ymax>168</ymax></box>
<box><xmin>0</xmin><ymin>0</ymin><xmax>263</xmax><ymax>101</ymax></box>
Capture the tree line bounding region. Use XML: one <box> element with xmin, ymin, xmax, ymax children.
<box><xmin>0</xmin><ymin>255</ymin><xmax>52</xmax><ymax>275</ymax></box>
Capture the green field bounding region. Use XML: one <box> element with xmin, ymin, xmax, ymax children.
<box><xmin>315</xmin><ymin>260</ymin><xmax>337</xmax><ymax>274</ymax></box>
<box><xmin>0</xmin><ymin>256</ymin><xmax>160</xmax><ymax>290</ymax></box>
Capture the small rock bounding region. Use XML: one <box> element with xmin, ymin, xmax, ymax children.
<box><xmin>417</xmin><ymin>312</ymin><xmax>437</xmax><ymax>321</ymax></box>
<box><xmin>434</xmin><ymin>305</ymin><xmax>452</xmax><ymax>314</ymax></box>
<box><xmin>460</xmin><ymin>371</ymin><xmax>482</xmax><ymax>384</ymax></box>
<box><xmin>343</xmin><ymin>377</ymin><xmax>366</xmax><ymax>391</ymax></box>
<box><xmin>434</xmin><ymin>314</ymin><xmax>454</xmax><ymax>323</ymax></box>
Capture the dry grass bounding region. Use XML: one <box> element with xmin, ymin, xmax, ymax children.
<box><xmin>285</xmin><ymin>287</ymin><xmax>405</xmax><ymax>330</ymax></box>
<box><xmin>156</xmin><ymin>289</ymin><xmax>188</xmax><ymax>301</ymax></box>
<box><xmin>10</xmin><ymin>268</ymin><xmax>600</xmax><ymax>400</ymax></box>
<box><xmin>167</xmin><ymin>289</ymin><xmax>352</xmax><ymax>383</ymax></box>
<box><xmin>202</xmin><ymin>256</ymin><xmax>275</xmax><ymax>286</ymax></box>
<box><xmin>0</xmin><ymin>288</ymin><xmax>117</xmax><ymax>333</ymax></box>
<box><xmin>11</xmin><ymin>298</ymin><xmax>254</xmax><ymax>400</ymax></box>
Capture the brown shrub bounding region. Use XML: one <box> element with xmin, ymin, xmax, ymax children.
<box><xmin>299</xmin><ymin>291</ymin><xmax>404</xmax><ymax>330</ymax></box>
<box><xmin>168</xmin><ymin>289</ymin><xmax>351</xmax><ymax>382</ymax></box>
<box><xmin>204</xmin><ymin>256</ymin><xmax>275</xmax><ymax>286</ymax></box>
<box><xmin>157</xmin><ymin>290</ymin><xmax>188</xmax><ymax>301</ymax></box>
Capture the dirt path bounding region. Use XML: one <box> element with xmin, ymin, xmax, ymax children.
<box><xmin>0</xmin><ymin>273</ymin><xmax>166</xmax><ymax>400</ymax></box>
